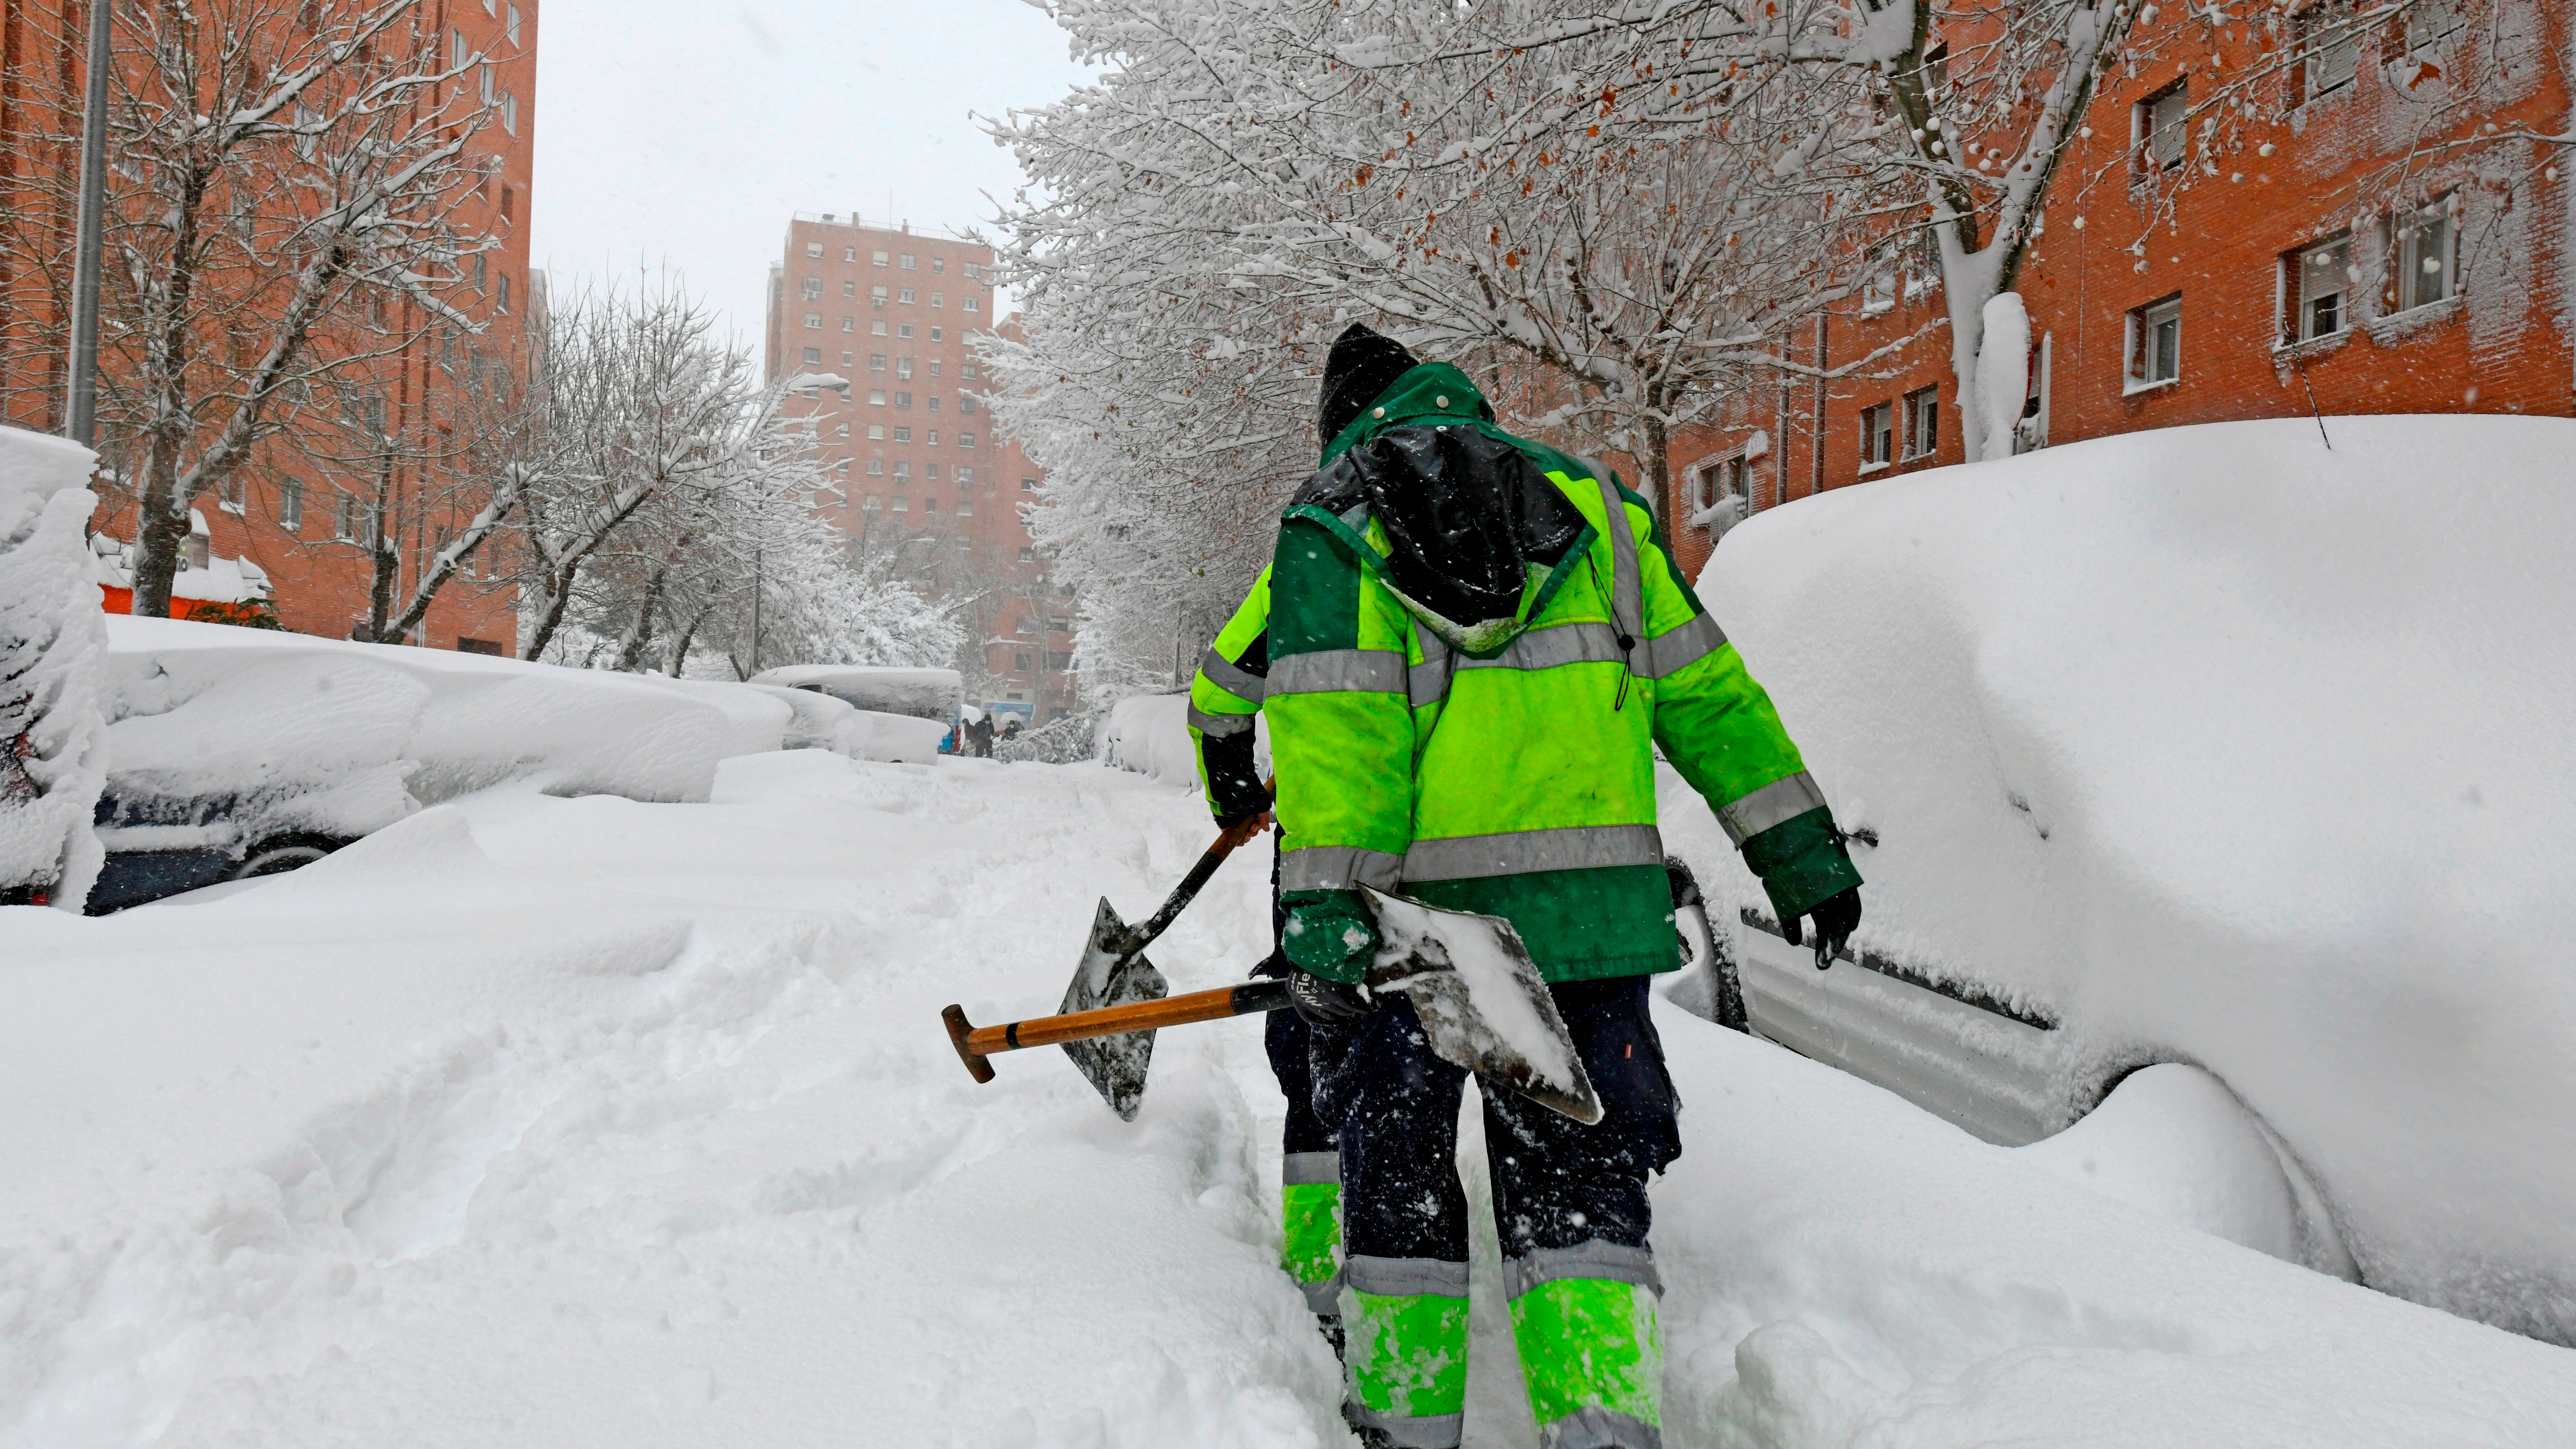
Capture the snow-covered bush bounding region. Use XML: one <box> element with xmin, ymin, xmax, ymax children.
<box><xmin>1098</xmin><ymin>694</ymin><xmax>1199</xmax><ymax>786</ymax></box>
<box><xmin>995</xmin><ymin>712</ymin><xmax>1097</xmax><ymax>766</ymax></box>
<box><xmin>0</xmin><ymin>426</ymin><xmax>108</xmax><ymax>908</ymax></box>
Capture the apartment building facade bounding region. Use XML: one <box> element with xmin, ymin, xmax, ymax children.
<box><xmin>763</xmin><ymin>214</ymin><xmax>1073</xmax><ymax>719</ymax></box>
<box><xmin>0</xmin><ymin>0</ymin><xmax>537</xmax><ymax>650</ymax></box>
<box><xmin>1653</xmin><ymin>1</ymin><xmax>2572</xmax><ymax>582</ymax></box>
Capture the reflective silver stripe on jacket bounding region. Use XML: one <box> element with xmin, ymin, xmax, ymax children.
<box><xmin>1280</xmin><ymin>844</ymin><xmax>1405</xmax><ymax>893</ymax></box>
<box><xmin>1401</xmin><ymin>823</ymin><xmax>1665</xmax><ymax>884</ymax></box>
<box><xmin>1196</xmin><ymin>644</ymin><xmax>1267</xmax><ymax>704</ymax></box>
<box><xmin>1299</xmin><ymin>1275</ymin><xmax>1344</xmax><ymax>1318</ymax></box>
<box><xmin>1344</xmin><ymin>1254</ymin><xmax>1471</xmax><ymax>1298</ymax></box>
<box><xmin>1502</xmin><ymin>1239</ymin><xmax>1663</xmax><ymax>1299</ymax></box>
<box><xmin>1594</xmin><ymin>474</ymin><xmax>1643</xmax><ymax>649</ymax></box>
<box><xmin>1537</xmin><ymin>1405</ymin><xmax>1661</xmax><ymax>1449</ymax></box>
<box><xmin>1461</xmin><ymin>620</ymin><xmax>1628</xmax><ymax>674</ymax></box>
<box><xmin>1717</xmin><ymin>770</ymin><xmax>1828</xmax><ymax>845</ymax></box>
<box><xmin>1268</xmin><ymin>648</ymin><xmax>1408</xmax><ymax>696</ymax></box>
<box><xmin>1186</xmin><ymin>703</ymin><xmax>1254</xmax><ymax>737</ymax></box>
<box><xmin>1409</xmin><ymin>622</ymin><xmax>1455</xmax><ymax>708</ymax></box>
<box><xmin>1283</xmin><ymin>1150</ymin><xmax>1341</xmax><ymax>1186</ymax></box>
<box><xmin>1345</xmin><ymin>1404</ymin><xmax>1464</xmax><ymax>1449</ymax></box>
<box><xmin>1637</xmin><ymin>611</ymin><xmax>1727</xmax><ymax>680</ymax></box>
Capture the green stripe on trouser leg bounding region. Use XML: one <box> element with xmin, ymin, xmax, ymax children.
<box><xmin>1281</xmin><ymin>1181</ymin><xmax>1343</xmax><ymax>1314</ymax></box>
<box><xmin>1340</xmin><ymin>1260</ymin><xmax>1469</xmax><ymax>1446</ymax></box>
<box><xmin>1511</xmin><ymin>1277</ymin><xmax>1662</xmax><ymax>1445</ymax></box>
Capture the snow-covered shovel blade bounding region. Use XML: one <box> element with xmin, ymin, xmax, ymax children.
<box><xmin>1057</xmin><ymin>897</ymin><xmax>1170</xmax><ymax>1121</ymax></box>
<box><xmin>1359</xmin><ymin>888</ymin><xmax>1603</xmax><ymax>1125</ymax></box>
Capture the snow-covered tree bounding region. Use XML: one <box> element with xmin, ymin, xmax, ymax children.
<box><xmin>988</xmin><ymin>0</ymin><xmax>1907</xmax><ymax>681</ymax></box>
<box><xmin>0</xmin><ymin>429</ymin><xmax>110</xmax><ymax>910</ymax></box>
<box><xmin>0</xmin><ymin>0</ymin><xmax>501</xmax><ymax>614</ymax></box>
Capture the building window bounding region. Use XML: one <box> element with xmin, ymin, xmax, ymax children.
<box><xmin>897</xmin><ymin>357</ymin><xmax>914</xmax><ymax>379</ymax></box>
<box><xmin>898</xmin><ymin>289</ymin><xmax>916</xmax><ymax>305</ymax></box>
<box><xmin>1903</xmin><ymin>385</ymin><xmax>1940</xmax><ymax>459</ymax></box>
<box><xmin>962</xmin><ymin>295</ymin><xmax>980</xmax><ymax>314</ymax></box>
<box><xmin>898</xmin><ymin>323</ymin><xmax>914</xmax><ymax>339</ymax></box>
<box><xmin>2136</xmin><ymin>82</ymin><xmax>2188</xmax><ymax>171</ymax></box>
<box><xmin>894</xmin><ymin>462</ymin><xmax>911</xmax><ymax>480</ymax></box>
<box><xmin>900</xmin><ymin>253</ymin><xmax>916</xmax><ymax>269</ymax></box>
<box><xmin>868</xmin><ymin>425</ymin><xmax>886</xmax><ymax>440</ymax></box>
<box><xmin>807</xmin><ymin>241</ymin><xmax>824</xmax><ymax>258</ymax></box>
<box><xmin>958</xmin><ymin>397</ymin><xmax>976</xmax><ymax>416</ymax></box>
<box><xmin>957</xmin><ymin>499</ymin><xmax>973</xmax><ymax>516</ymax></box>
<box><xmin>1859</xmin><ymin>401</ymin><xmax>1895</xmax><ymax>468</ymax></box>
<box><xmin>840</xmin><ymin>317</ymin><xmax>855</xmax><ymax>332</ymax></box>
<box><xmin>958</xmin><ymin>467</ymin><xmax>974</xmax><ymax>483</ymax></box>
<box><xmin>871</xmin><ymin>354</ymin><xmax>888</xmax><ymax>370</ymax></box>
<box><xmin>841</xmin><ymin>352</ymin><xmax>854</xmax><ymax>367</ymax></box>
<box><xmin>927</xmin><ymin>397</ymin><xmax>941</xmax><ymax>414</ymax></box>
<box><xmin>805</xmin><ymin>312</ymin><xmax>822</xmax><ymax>329</ymax></box>
<box><xmin>2286</xmin><ymin>234</ymin><xmax>2351</xmax><ymax>343</ymax></box>
<box><xmin>962</xmin><ymin>362</ymin><xmax>980</xmax><ymax>380</ymax></box>
<box><xmin>892</xmin><ymin>498</ymin><xmax>908</xmax><ymax>513</ymax></box>
<box><xmin>1021</xmin><ymin>476</ymin><xmax>1037</xmax><ymax>492</ymax></box>
<box><xmin>836</xmin><ymin>423</ymin><xmax>850</xmax><ymax>437</ymax></box>
<box><xmin>2389</xmin><ymin>198</ymin><xmax>2455</xmax><ymax>311</ymax></box>
<box><xmin>893</xmin><ymin>427</ymin><xmax>911</xmax><ymax>442</ymax></box>
<box><xmin>924</xmin><ymin>464</ymin><xmax>940</xmax><ymax>482</ymax></box>
<box><xmin>1019</xmin><ymin>547</ymin><xmax>1036</xmax><ymax>561</ymax></box>
<box><xmin>804</xmin><ymin>348</ymin><xmax>823</xmax><ymax>367</ymax></box>
<box><xmin>1015</xmin><ymin>652</ymin><xmax>1034</xmax><ymax>671</ymax></box>
<box><xmin>498</xmin><ymin>274</ymin><xmax>510</xmax><ymax>314</ymax></box>
<box><xmin>2293</xmin><ymin>3</ymin><xmax>2362</xmax><ymax>102</ymax></box>
<box><xmin>928</xmin><ymin>360</ymin><xmax>942</xmax><ymax>379</ymax></box>
<box><xmin>334</xmin><ymin>491</ymin><xmax>358</xmax><ymax>541</ymax></box>
<box><xmin>502</xmin><ymin>91</ymin><xmax>518</xmax><ymax>136</ymax></box>
<box><xmin>868</xmin><ymin>389</ymin><xmax>886</xmax><ymax>405</ymax></box>
<box><xmin>959</xmin><ymin>431</ymin><xmax>976</xmax><ymax>448</ymax></box>
<box><xmin>279</xmin><ymin>479</ymin><xmax>303</xmax><ymax>533</ymax></box>
<box><xmin>871</xmin><ymin>285</ymin><xmax>888</xmax><ymax>306</ymax></box>
<box><xmin>871</xmin><ymin>320</ymin><xmax>888</xmax><ymax>336</ymax></box>
<box><xmin>867</xmin><ymin>459</ymin><xmax>884</xmax><ymax>475</ymax></box>
<box><xmin>862</xmin><ymin>494</ymin><xmax>880</xmax><ymax>510</ymax></box>
<box><xmin>930</xmin><ymin>292</ymin><xmax>944</xmax><ymax>309</ymax></box>
<box><xmin>932</xmin><ymin>258</ymin><xmax>945</xmax><ymax>274</ymax></box>
<box><xmin>896</xmin><ymin>392</ymin><xmax>912</xmax><ymax>409</ymax></box>
<box><xmin>843</xmin><ymin>280</ymin><xmax>856</xmax><ymax>297</ymax></box>
<box><xmin>506</xmin><ymin>1</ymin><xmax>521</xmax><ymax>43</ymax></box>
<box><xmin>964</xmin><ymin>262</ymin><xmax>981</xmax><ymax>279</ymax></box>
<box><xmin>476</xmin><ymin>254</ymin><xmax>489</xmax><ymax>292</ymax></box>
<box><xmin>924</xmin><ymin>497</ymin><xmax>940</xmax><ymax>513</ymax></box>
<box><xmin>2126</xmin><ymin>295</ymin><xmax>2182</xmax><ymax>389</ymax></box>
<box><xmin>843</xmin><ymin>247</ymin><xmax>856</xmax><ymax>263</ymax></box>
<box><xmin>874</xmin><ymin>250</ymin><xmax>889</xmax><ymax>266</ymax></box>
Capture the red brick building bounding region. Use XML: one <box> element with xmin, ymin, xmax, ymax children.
<box><xmin>0</xmin><ymin>0</ymin><xmax>538</xmax><ymax>651</ymax></box>
<box><xmin>1653</xmin><ymin>3</ymin><xmax>2572</xmax><ymax>582</ymax></box>
<box><xmin>762</xmin><ymin>215</ymin><xmax>1073</xmax><ymax>719</ymax></box>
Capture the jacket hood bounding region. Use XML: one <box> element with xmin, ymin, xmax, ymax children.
<box><xmin>1319</xmin><ymin>362</ymin><xmax>1498</xmax><ymax>466</ymax></box>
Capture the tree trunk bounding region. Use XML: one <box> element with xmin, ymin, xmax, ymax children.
<box><xmin>364</xmin><ymin>450</ymin><xmax>398</xmax><ymax>640</ymax></box>
<box><xmin>520</xmin><ymin>562</ymin><xmax>582</xmax><ymax>662</ymax></box>
<box><xmin>611</xmin><ymin>564</ymin><xmax>669</xmax><ymax>672</ymax></box>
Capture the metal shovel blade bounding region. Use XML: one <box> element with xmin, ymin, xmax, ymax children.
<box><xmin>1057</xmin><ymin>897</ymin><xmax>1169</xmax><ymax>1120</ymax></box>
<box><xmin>1358</xmin><ymin>887</ymin><xmax>1604</xmax><ymax>1125</ymax></box>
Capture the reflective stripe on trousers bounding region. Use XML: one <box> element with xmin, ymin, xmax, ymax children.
<box><xmin>1508</xmin><ymin>1241</ymin><xmax>1664</xmax><ymax>1449</ymax></box>
<box><xmin>1283</xmin><ymin>1150</ymin><xmax>1345</xmax><ymax>1317</ymax></box>
<box><xmin>1341</xmin><ymin>1254</ymin><xmax>1470</xmax><ymax>1449</ymax></box>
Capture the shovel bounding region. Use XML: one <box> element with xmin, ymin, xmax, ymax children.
<box><xmin>941</xmin><ymin>886</ymin><xmax>1602</xmax><ymax>1125</ymax></box>
<box><xmin>1039</xmin><ymin>809</ymin><xmax>1273</xmax><ymax>1121</ymax></box>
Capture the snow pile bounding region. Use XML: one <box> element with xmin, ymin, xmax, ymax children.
<box><xmin>1696</xmin><ymin>415</ymin><xmax>2576</xmax><ymax>1340</ymax></box>
<box><xmin>0</xmin><ymin>425</ymin><xmax>109</xmax><ymax>906</ymax></box>
<box><xmin>749</xmin><ymin>664</ymin><xmax>961</xmax><ymax>722</ymax></box>
<box><xmin>1100</xmin><ymin>692</ymin><xmax>1199</xmax><ymax>784</ymax></box>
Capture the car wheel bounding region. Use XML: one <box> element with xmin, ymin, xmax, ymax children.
<box><xmin>228</xmin><ymin>833</ymin><xmax>351</xmax><ymax>881</ymax></box>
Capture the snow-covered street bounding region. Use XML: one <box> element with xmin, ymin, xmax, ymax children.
<box><xmin>6</xmin><ymin>753</ymin><xmax>2573</xmax><ymax>1447</ymax></box>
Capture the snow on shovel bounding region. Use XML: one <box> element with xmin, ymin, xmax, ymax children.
<box><xmin>940</xmin><ymin>887</ymin><xmax>1601</xmax><ymax>1125</ymax></box>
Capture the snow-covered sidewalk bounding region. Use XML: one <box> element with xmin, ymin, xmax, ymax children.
<box><xmin>3</xmin><ymin>754</ymin><xmax>2570</xmax><ymax>1447</ymax></box>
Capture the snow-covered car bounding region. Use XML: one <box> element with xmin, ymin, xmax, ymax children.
<box><xmin>749</xmin><ymin>664</ymin><xmax>959</xmax><ymax>763</ymax></box>
<box><xmin>1677</xmin><ymin>416</ymin><xmax>2576</xmax><ymax>1345</ymax></box>
<box><xmin>87</xmin><ymin>617</ymin><xmax>801</xmax><ymax>912</ymax></box>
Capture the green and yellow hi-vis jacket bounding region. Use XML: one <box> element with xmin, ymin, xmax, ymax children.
<box><xmin>1267</xmin><ymin>362</ymin><xmax>1859</xmax><ymax>984</ymax></box>
<box><xmin>1186</xmin><ymin>566</ymin><xmax>1274</xmax><ymax>823</ymax></box>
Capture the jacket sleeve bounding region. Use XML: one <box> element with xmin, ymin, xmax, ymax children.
<box><xmin>1266</xmin><ymin>513</ymin><xmax>1415</xmax><ymax>931</ymax></box>
<box><xmin>1636</xmin><ymin>506</ymin><xmax>1861</xmax><ymax>921</ymax></box>
<box><xmin>1188</xmin><ymin>567</ymin><xmax>1274</xmax><ymax>823</ymax></box>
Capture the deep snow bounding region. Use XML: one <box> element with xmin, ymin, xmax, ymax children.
<box><xmin>1697</xmin><ymin>416</ymin><xmax>2576</xmax><ymax>1341</ymax></box>
<box><xmin>4</xmin><ymin>752</ymin><xmax>2572</xmax><ymax>1446</ymax></box>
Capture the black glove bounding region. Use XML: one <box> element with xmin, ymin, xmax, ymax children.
<box><xmin>1286</xmin><ymin>969</ymin><xmax>1373</xmax><ymax>1027</ymax></box>
<box><xmin>1781</xmin><ymin>886</ymin><xmax>1862</xmax><ymax>970</ymax></box>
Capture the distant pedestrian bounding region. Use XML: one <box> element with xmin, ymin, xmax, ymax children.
<box><xmin>966</xmin><ymin>712</ymin><xmax>995</xmax><ymax>758</ymax></box>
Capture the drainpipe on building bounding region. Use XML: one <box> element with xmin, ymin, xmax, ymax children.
<box><xmin>64</xmin><ymin>0</ymin><xmax>113</xmax><ymax>447</ymax></box>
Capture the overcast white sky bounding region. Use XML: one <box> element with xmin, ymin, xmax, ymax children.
<box><xmin>530</xmin><ymin>0</ymin><xmax>1091</xmax><ymax>352</ymax></box>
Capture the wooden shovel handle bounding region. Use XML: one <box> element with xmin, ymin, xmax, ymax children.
<box><xmin>942</xmin><ymin>978</ymin><xmax>1293</xmax><ymax>1082</ymax></box>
